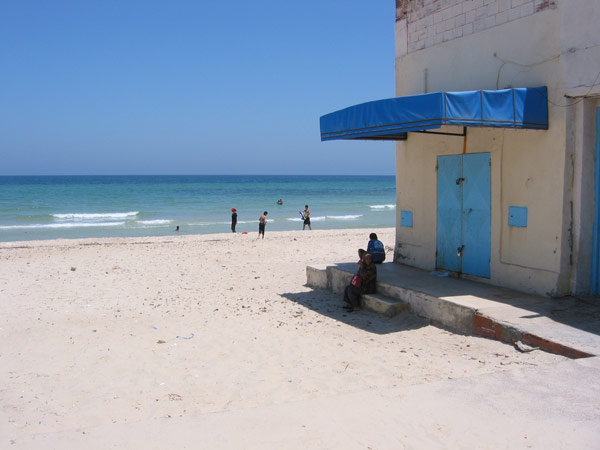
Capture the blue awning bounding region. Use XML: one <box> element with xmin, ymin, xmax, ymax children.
<box><xmin>320</xmin><ymin>87</ymin><xmax>548</xmax><ymax>141</ymax></box>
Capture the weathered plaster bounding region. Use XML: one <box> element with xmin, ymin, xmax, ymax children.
<box><xmin>395</xmin><ymin>0</ymin><xmax>557</xmax><ymax>54</ymax></box>
<box><xmin>392</xmin><ymin>0</ymin><xmax>599</xmax><ymax>295</ymax></box>
<box><xmin>560</xmin><ymin>0</ymin><xmax>600</xmax><ymax>97</ymax></box>
<box><xmin>568</xmin><ymin>99</ymin><xmax>599</xmax><ymax>294</ymax></box>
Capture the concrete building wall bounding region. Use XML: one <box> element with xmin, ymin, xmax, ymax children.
<box><xmin>559</xmin><ymin>1</ymin><xmax>600</xmax><ymax>293</ymax></box>
<box><xmin>396</xmin><ymin>0</ymin><xmax>557</xmax><ymax>56</ymax></box>
<box><xmin>560</xmin><ymin>0</ymin><xmax>600</xmax><ymax>97</ymax></box>
<box><xmin>395</xmin><ymin>8</ymin><xmax>561</xmax><ymax>94</ymax></box>
<box><xmin>567</xmin><ymin>99</ymin><xmax>600</xmax><ymax>294</ymax></box>
<box><xmin>393</xmin><ymin>5</ymin><xmax>582</xmax><ymax>295</ymax></box>
<box><xmin>395</xmin><ymin>126</ymin><xmax>568</xmax><ymax>295</ymax></box>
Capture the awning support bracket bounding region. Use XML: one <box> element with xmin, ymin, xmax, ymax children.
<box><xmin>411</xmin><ymin>127</ymin><xmax>467</xmax><ymax>137</ymax></box>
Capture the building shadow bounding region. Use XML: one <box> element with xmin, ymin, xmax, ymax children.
<box><xmin>333</xmin><ymin>262</ymin><xmax>600</xmax><ymax>338</ymax></box>
<box><xmin>279</xmin><ymin>289</ymin><xmax>428</xmax><ymax>336</ymax></box>
<box><xmin>543</xmin><ymin>295</ymin><xmax>600</xmax><ymax>335</ymax></box>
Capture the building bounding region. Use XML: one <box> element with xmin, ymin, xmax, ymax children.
<box><xmin>320</xmin><ymin>0</ymin><xmax>600</xmax><ymax>296</ymax></box>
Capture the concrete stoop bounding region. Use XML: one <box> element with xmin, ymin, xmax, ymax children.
<box><xmin>361</xmin><ymin>293</ymin><xmax>408</xmax><ymax>317</ymax></box>
<box><xmin>472</xmin><ymin>313</ymin><xmax>594</xmax><ymax>359</ymax></box>
<box><xmin>306</xmin><ymin>264</ymin><xmax>474</xmax><ymax>327</ymax></box>
<box><xmin>306</xmin><ymin>264</ymin><xmax>598</xmax><ymax>359</ymax></box>
<box><xmin>307</xmin><ymin>264</ymin><xmax>407</xmax><ymax>318</ymax></box>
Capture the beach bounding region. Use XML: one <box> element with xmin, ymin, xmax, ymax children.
<box><xmin>0</xmin><ymin>228</ymin><xmax>567</xmax><ymax>447</ymax></box>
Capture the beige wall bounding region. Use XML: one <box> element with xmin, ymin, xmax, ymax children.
<box><xmin>395</xmin><ymin>124</ymin><xmax>567</xmax><ymax>295</ymax></box>
<box><xmin>393</xmin><ymin>7</ymin><xmax>575</xmax><ymax>295</ymax></box>
<box><xmin>396</xmin><ymin>0</ymin><xmax>558</xmax><ymax>56</ymax></box>
<box><xmin>395</xmin><ymin>9</ymin><xmax>562</xmax><ymax>95</ymax></box>
<box><xmin>567</xmin><ymin>99</ymin><xmax>600</xmax><ymax>293</ymax></box>
<box><xmin>560</xmin><ymin>0</ymin><xmax>600</xmax><ymax>97</ymax></box>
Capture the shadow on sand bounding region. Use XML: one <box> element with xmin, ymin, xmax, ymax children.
<box><xmin>329</xmin><ymin>262</ymin><xmax>600</xmax><ymax>338</ymax></box>
<box><xmin>280</xmin><ymin>289</ymin><xmax>429</xmax><ymax>336</ymax></box>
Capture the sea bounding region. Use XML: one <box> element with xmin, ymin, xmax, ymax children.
<box><xmin>0</xmin><ymin>175</ymin><xmax>396</xmax><ymax>242</ymax></box>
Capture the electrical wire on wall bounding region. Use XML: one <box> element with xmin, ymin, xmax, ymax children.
<box><xmin>493</xmin><ymin>49</ymin><xmax>600</xmax><ymax>108</ymax></box>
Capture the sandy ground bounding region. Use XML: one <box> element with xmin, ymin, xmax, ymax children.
<box><xmin>0</xmin><ymin>228</ymin><xmax>567</xmax><ymax>447</ymax></box>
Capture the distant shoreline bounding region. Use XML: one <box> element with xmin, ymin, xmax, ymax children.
<box><xmin>0</xmin><ymin>226</ymin><xmax>396</xmax><ymax>247</ymax></box>
<box><xmin>0</xmin><ymin>174</ymin><xmax>396</xmax><ymax>242</ymax></box>
<box><xmin>0</xmin><ymin>174</ymin><xmax>396</xmax><ymax>177</ymax></box>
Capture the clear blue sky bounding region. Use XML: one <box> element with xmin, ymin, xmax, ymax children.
<box><xmin>1</xmin><ymin>1</ymin><xmax>396</xmax><ymax>175</ymax></box>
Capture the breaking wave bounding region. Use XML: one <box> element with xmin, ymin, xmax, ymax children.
<box><xmin>53</xmin><ymin>211</ymin><xmax>139</xmax><ymax>220</ymax></box>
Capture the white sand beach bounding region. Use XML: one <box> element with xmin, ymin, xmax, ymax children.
<box><xmin>0</xmin><ymin>228</ymin><xmax>567</xmax><ymax>447</ymax></box>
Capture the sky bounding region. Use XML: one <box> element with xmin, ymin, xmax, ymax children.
<box><xmin>0</xmin><ymin>1</ymin><xmax>396</xmax><ymax>176</ymax></box>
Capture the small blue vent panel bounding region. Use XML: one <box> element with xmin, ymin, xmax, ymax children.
<box><xmin>401</xmin><ymin>210</ymin><xmax>413</xmax><ymax>228</ymax></box>
<box><xmin>508</xmin><ymin>206</ymin><xmax>528</xmax><ymax>227</ymax></box>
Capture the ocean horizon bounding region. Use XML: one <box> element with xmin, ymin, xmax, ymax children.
<box><xmin>0</xmin><ymin>175</ymin><xmax>396</xmax><ymax>242</ymax></box>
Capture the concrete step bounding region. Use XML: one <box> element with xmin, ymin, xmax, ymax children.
<box><xmin>306</xmin><ymin>265</ymin><xmax>407</xmax><ymax>318</ymax></box>
<box><xmin>361</xmin><ymin>292</ymin><xmax>408</xmax><ymax>317</ymax></box>
<box><xmin>306</xmin><ymin>263</ymin><xmax>600</xmax><ymax>358</ymax></box>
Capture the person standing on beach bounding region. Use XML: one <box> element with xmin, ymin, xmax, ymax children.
<box><xmin>258</xmin><ymin>211</ymin><xmax>268</xmax><ymax>239</ymax></box>
<box><xmin>231</xmin><ymin>208</ymin><xmax>237</xmax><ymax>233</ymax></box>
<box><xmin>301</xmin><ymin>205</ymin><xmax>311</xmax><ymax>230</ymax></box>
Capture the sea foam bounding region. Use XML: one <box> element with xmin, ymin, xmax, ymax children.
<box><xmin>286</xmin><ymin>215</ymin><xmax>360</xmax><ymax>222</ymax></box>
<box><xmin>0</xmin><ymin>222</ymin><xmax>126</xmax><ymax>230</ymax></box>
<box><xmin>326</xmin><ymin>215</ymin><xmax>361</xmax><ymax>220</ymax></box>
<box><xmin>369</xmin><ymin>204</ymin><xmax>396</xmax><ymax>210</ymax></box>
<box><xmin>136</xmin><ymin>220</ymin><xmax>171</xmax><ymax>225</ymax></box>
<box><xmin>53</xmin><ymin>211</ymin><xmax>139</xmax><ymax>220</ymax></box>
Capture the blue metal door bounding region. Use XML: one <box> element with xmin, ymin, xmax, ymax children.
<box><xmin>462</xmin><ymin>153</ymin><xmax>491</xmax><ymax>277</ymax></box>
<box><xmin>437</xmin><ymin>153</ymin><xmax>491</xmax><ymax>277</ymax></box>
<box><xmin>437</xmin><ymin>155</ymin><xmax>462</xmax><ymax>272</ymax></box>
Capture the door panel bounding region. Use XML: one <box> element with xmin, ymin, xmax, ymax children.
<box><xmin>436</xmin><ymin>155</ymin><xmax>462</xmax><ymax>272</ymax></box>
<box><xmin>462</xmin><ymin>153</ymin><xmax>491</xmax><ymax>277</ymax></box>
<box><xmin>436</xmin><ymin>153</ymin><xmax>491</xmax><ymax>278</ymax></box>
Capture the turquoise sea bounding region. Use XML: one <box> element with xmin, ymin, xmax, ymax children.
<box><xmin>0</xmin><ymin>175</ymin><xmax>396</xmax><ymax>242</ymax></box>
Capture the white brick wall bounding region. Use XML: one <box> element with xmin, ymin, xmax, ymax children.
<box><xmin>401</xmin><ymin>0</ymin><xmax>556</xmax><ymax>54</ymax></box>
